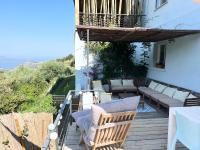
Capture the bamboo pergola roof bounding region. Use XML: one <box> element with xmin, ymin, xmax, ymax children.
<box><xmin>77</xmin><ymin>25</ymin><xmax>200</xmax><ymax>42</ymax></box>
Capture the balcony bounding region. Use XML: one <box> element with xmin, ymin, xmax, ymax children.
<box><xmin>79</xmin><ymin>13</ymin><xmax>144</xmax><ymax>28</ymax></box>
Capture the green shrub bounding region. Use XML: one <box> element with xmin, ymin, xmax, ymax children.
<box><xmin>50</xmin><ymin>75</ymin><xmax>75</xmax><ymax>95</ymax></box>
<box><xmin>0</xmin><ymin>55</ymin><xmax>74</xmax><ymax>114</ymax></box>
<box><xmin>39</xmin><ymin>61</ymin><xmax>72</xmax><ymax>83</ymax></box>
<box><xmin>0</xmin><ymin>92</ymin><xmax>26</xmax><ymax>114</ymax></box>
<box><xmin>18</xmin><ymin>95</ymin><xmax>56</xmax><ymax>113</ymax></box>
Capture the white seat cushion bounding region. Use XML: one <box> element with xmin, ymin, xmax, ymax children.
<box><xmin>72</xmin><ymin>110</ymin><xmax>90</xmax><ymax>122</ymax></box>
<box><xmin>76</xmin><ymin>115</ymin><xmax>91</xmax><ymax>131</ymax></box>
<box><xmin>122</xmin><ymin>79</ymin><xmax>134</xmax><ymax>86</ymax></box>
<box><xmin>139</xmin><ymin>87</ymin><xmax>159</xmax><ymax>95</ymax></box>
<box><xmin>82</xmin><ymin>92</ymin><xmax>94</xmax><ymax>110</ymax></box>
<box><xmin>173</xmin><ymin>90</ymin><xmax>189</xmax><ymax>102</ymax></box>
<box><xmin>92</xmin><ymin>80</ymin><xmax>104</xmax><ymax>91</ymax></box>
<box><xmin>110</xmin><ymin>79</ymin><xmax>122</xmax><ymax>87</ymax></box>
<box><xmin>99</xmin><ymin>92</ymin><xmax>112</xmax><ymax>103</ymax></box>
<box><xmin>163</xmin><ymin>87</ymin><xmax>177</xmax><ymax>98</ymax></box>
<box><xmin>154</xmin><ymin>84</ymin><xmax>167</xmax><ymax>93</ymax></box>
<box><xmin>148</xmin><ymin>81</ymin><xmax>159</xmax><ymax>90</ymax></box>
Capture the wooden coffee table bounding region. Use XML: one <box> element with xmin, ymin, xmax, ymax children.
<box><xmin>118</xmin><ymin>93</ymin><xmax>144</xmax><ymax>108</ymax></box>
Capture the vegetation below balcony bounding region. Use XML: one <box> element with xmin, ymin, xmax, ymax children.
<box><xmin>0</xmin><ymin>55</ymin><xmax>75</xmax><ymax>114</ymax></box>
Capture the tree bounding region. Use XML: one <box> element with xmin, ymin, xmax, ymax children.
<box><xmin>98</xmin><ymin>42</ymin><xmax>136</xmax><ymax>79</ymax></box>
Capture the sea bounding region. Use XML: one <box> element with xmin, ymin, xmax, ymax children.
<box><xmin>0</xmin><ymin>57</ymin><xmax>45</xmax><ymax>70</ymax></box>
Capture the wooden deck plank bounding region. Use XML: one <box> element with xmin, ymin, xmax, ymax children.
<box><xmin>63</xmin><ymin>112</ymin><xmax>188</xmax><ymax>150</ymax></box>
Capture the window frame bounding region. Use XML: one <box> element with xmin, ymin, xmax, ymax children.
<box><xmin>153</xmin><ymin>43</ymin><xmax>167</xmax><ymax>69</ymax></box>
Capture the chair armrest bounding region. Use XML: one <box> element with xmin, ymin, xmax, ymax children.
<box><xmin>184</xmin><ymin>98</ymin><xmax>200</xmax><ymax>106</ymax></box>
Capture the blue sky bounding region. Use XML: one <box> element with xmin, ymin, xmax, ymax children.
<box><xmin>0</xmin><ymin>0</ymin><xmax>74</xmax><ymax>61</ymax></box>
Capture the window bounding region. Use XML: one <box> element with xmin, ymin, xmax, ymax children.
<box><xmin>154</xmin><ymin>44</ymin><xmax>166</xmax><ymax>69</ymax></box>
<box><xmin>156</xmin><ymin>0</ymin><xmax>167</xmax><ymax>9</ymax></box>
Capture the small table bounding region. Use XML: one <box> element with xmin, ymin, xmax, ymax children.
<box><xmin>118</xmin><ymin>93</ymin><xmax>144</xmax><ymax>108</ymax></box>
<box><xmin>168</xmin><ymin>107</ymin><xmax>200</xmax><ymax>150</ymax></box>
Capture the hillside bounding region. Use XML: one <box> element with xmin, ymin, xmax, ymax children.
<box><xmin>0</xmin><ymin>55</ymin><xmax>75</xmax><ymax>114</ymax></box>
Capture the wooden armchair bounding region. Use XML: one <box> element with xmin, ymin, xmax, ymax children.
<box><xmin>83</xmin><ymin>111</ymin><xmax>136</xmax><ymax>150</ymax></box>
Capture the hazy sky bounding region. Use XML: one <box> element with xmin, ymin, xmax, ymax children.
<box><xmin>0</xmin><ymin>0</ymin><xmax>74</xmax><ymax>60</ymax></box>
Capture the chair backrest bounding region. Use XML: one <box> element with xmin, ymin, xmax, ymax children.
<box><xmin>81</xmin><ymin>92</ymin><xmax>94</xmax><ymax>110</ymax></box>
<box><xmin>99</xmin><ymin>92</ymin><xmax>112</xmax><ymax>103</ymax></box>
<box><xmin>92</xmin><ymin>80</ymin><xmax>104</xmax><ymax>91</ymax></box>
<box><xmin>93</xmin><ymin>111</ymin><xmax>136</xmax><ymax>148</ymax></box>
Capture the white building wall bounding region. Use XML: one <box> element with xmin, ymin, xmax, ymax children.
<box><xmin>75</xmin><ymin>32</ymin><xmax>95</xmax><ymax>90</ymax></box>
<box><xmin>144</xmin><ymin>0</ymin><xmax>200</xmax><ymax>92</ymax></box>
<box><xmin>75</xmin><ymin>32</ymin><xmax>87</xmax><ymax>90</ymax></box>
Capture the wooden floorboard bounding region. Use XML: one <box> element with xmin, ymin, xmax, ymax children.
<box><xmin>63</xmin><ymin>112</ymin><xmax>188</xmax><ymax>150</ymax></box>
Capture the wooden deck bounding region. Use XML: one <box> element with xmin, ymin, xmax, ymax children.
<box><xmin>63</xmin><ymin>112</ymin><xmax>188</xmax><ymax>150</ymax></box>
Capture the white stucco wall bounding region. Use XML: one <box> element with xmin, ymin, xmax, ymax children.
<box><xmin>74</xmin><ymin>32</ymin><xmax>95</xmax><ymax>90</ymax></box>
<box><xmin>144</xmin><ymin>0</ymin><xmax>200</xmax><ymax>29</ymax></box>
<box><xmin>144</xmin><ymin>0</ymin><xmax>200</xmax><ymax>92</ymax></box>
<box><xmin>75</xmin><ymin>32</ymin><xmax>86</xmax><ymax>90</ymax></box>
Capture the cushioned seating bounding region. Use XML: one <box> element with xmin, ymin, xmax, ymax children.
<box><xmin>123</xmin><ymin>85</ymin><xmax>137</xmax><ymax>91</ymax></box>
<box><xmin>154</xmin><ymin>84</ymin><xmax>167</xmax><ymax>93</ymax></box>
<box><xmin>138</xmin><ymin>80</ymin><xmax>197</xmax><ymax>108</ymax></box>
<box><xmin>162</xmin><ymin>87</ymin><xmax>177</xmax><ymax>98</ymax></box>
<box><xmin>173</xmin><ymin>90</ymin><xmax>189</xmax><ymax>102</ymax></box>
<box><xmin>72</xmin><ymin>109</ymin><xmax>90</xmax><ymax>122</ymax></box>
<box><xmin>111</xmin><ymin>86</ymin><xmax>124</xmax><ymax>91</ymax></box>
<box><xmin>76</xmin><ymin>114</ymin><xmax>91</xmax><ymax>131</ymax></box>
<box><xmin>82</xmin><ymin>97</ymin><xmax>140</xmax><ymax>147</ymax></box>
<box><xmin>148</xmin><ymin>81</ymin><xmax>159</xmax><ymax>89</ymax></box>
<box><xmin>92</xmin><ymin>80</ymin><xmax>105</xmax><ymax>91</ymax></box>
<box><xmin>158</xmin><ymin>97</ymin><xmax>184</xmax><ymax>107</ymax></box>
<box><xmin>72</xmin><ymin>96</ymin><xmax>140</xmax><ymax>130</ymax></box>
<box><xmin>138</xmin><ymin>86</ymin><xmax>160</xmax><ymax>96</ymax></box>
<box><xmin>110</xmin><ymin>79</ymin><xmax>137</xmax><ymax>93</ymax></box>
<box><xmin>149</xmin><ymin>93</ymin><xmax>168</xmax><ymax>100</ymax></box>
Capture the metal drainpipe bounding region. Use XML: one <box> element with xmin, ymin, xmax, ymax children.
<box><xmin>86</xmin><ymin>29</ymin><xmax>90</xmax><ymax>91</ymax></box>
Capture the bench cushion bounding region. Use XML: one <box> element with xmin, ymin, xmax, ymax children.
<box><xmin>150</xmin><ymin>93</ymin><xmax>184</xmax><ymax>107</ymax></box>
<box><xmin>158</xmin><ymin>97</ymin><xmax>184</xmax><ymax>107</ymax></box>
<box><xmin>163</xmin><ymin>87</ymin><xmax>177</xmax><ymax>97</ymax></box>
<box><xmin>139</xmin><ymin>87</ymin><xmax>159</xmax><ymax>96</ymax></box>
<box><xmin>173</xmin><ymin>90</ymin><xmax>189</xmax><ymax>102</ymax></box>
<box><xmin>122</xmin><ymin>79</ymin><xmax>134</xmax><ymax>86</ymax></box>
<box><xmin>123</xmin><ymin>85</ymin><xmax>137</xmax><ymax>91</ymax></box>
<box><xmin>110</xmin><ymin>79</ymin><xmax>122</xmax><ymax>87</ymax></box>
<box><xmin>149</xmin><ymin>93</ymin><xmax>169</xmax><ymax>102</ymax></box>
<box><xmin>154</xmin><ymin>84</ymin><xmax>167</xmax><ymax>93</ymax></box>
<box><xmin>148</xmin><ymin>81</ymin><xmax>159</xmax><ymax>90</ymax></box>
<box><xmin>111</xmin><ymin>86</ymin><xmax>124</xmax><ymax>91</ymax></box>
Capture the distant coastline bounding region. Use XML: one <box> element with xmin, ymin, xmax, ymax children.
<box><xmin>0</xmin><ymin>57</ymin><xmax>45</xmax><ymax>70</ymax></box>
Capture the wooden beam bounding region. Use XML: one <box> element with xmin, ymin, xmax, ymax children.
<box><xmin>75</xmin><ymin>0</ymin><xmax>80</xmax><ymax>25</ymax></box>
<box><xmin>77</xmin><ymin>25</ymin><xmax>200</xmax><ymax>42</ymax></box>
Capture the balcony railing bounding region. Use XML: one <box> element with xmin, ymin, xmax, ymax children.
<box><xmin>42</xmin><ymin>90</ymin><xmax>105</xmax><ymax>150</ymax></box>
<box><xmin>79</xmin><ymin>13</ymin><xmax>145</xmax><ymax>28</ymax></box>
